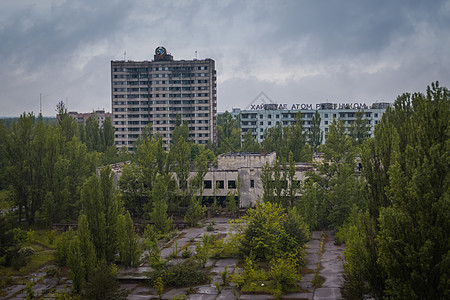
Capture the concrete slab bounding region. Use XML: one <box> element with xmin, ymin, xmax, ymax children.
<box><xmin>216</xmin><ymin>288</ymin><xmax>236</xmax><ymax>300</ymax></box>
<box><xmin>239</xmin><ymin>294</ymin><xmax>273</xmax><ymax>299</ymax></box>
<box><xmin>313</xmin><ymin>287</ymin><xmax>341</xmax><ymax>299</ymax></box>
<box><xmin>162</xmin><ymin>287</ymin><xmax>187</xmax><ymax>299</ymax></box>
<box><xmin>300</xmin><ymin>274</ymin><xmax>315</xmax><ymax>292</ymax></box>
<box><xmin>188</xmin><ymin>294</ymin><xmax>218</xmax><ymax>300</ymax></box>
<box><xmin>320</xmin><ymin>273</ymin><xmax>343</xmax><ymax>288</ymax></box>
<box><xmin>1</xmin><ymin>284</ymin><xmax>26</xmax><ymax>298</ymax></box>
<box><xmin>282</xmin><ymin>292</ymin><xmax>314</xmax><ymax>299</ymax></box>
<box><xmin>215</xmin><ymin>258</ymin><xmax>238</xmax><ymax>268</ymax></box>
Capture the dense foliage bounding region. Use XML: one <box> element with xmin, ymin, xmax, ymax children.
<box><xmin>339</xmin><ymin>82</ymin><xmax>449</xmax><ymax>299</ymax></box>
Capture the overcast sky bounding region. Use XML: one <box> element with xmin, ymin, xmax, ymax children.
<box><xmin>1</xmin><ymin>0</ymin><xmax>449</xmax><ymax>117</ymax></box>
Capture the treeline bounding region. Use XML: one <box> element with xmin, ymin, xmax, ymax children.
<box><xmin>0</xmin><ymin>102</ymin><xmax>128</xmax><ymax>225</ymax></box>
<box><xmin>335</xmin><ymin>82</ymin><xmax>449</xmax><ymax>299</ymax></box>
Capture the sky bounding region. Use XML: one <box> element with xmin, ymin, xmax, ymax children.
<box><xmin>1</xmin><ymin>0</ymin><xmax>449</xmax><ymax>117</ymax></box>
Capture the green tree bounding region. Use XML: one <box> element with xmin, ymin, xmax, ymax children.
<box><xmin>118</xmin><ymin>163</ymin><xmax>145</xmax><ymax>218</ymax></box>
<box><xmin>349</xmin><ymin>110</ymin><xmax>370</xmax><ymax>146</ymax></box>
<box><xmin>117</xmin><ymin>211</ymin><xmax>141</xmax><ymax>268</ymax></box>
<box><xmin>238</xmin><ymin>202</ymin><xmax>309</xmax><ymax>260</ymax></box>
<box><xmin>67</xmin><ymin>237</ymin><xmax>85</xmax><ymax>293</ymax></box>
<box><xmin>261</xmin><ymin>162</ymin><xmax>274</xmax><ymax>203</ymax></box>
<box><xmin>77</xmin><ymin>214</ymin><xmax>96</xmax><ymax>280</ymax></box>
<box><xmin>217</xmin><ymin>111</ymin><xmax>241</xmax><ymax>154</ymax></box>
<box><xmin>341</xmin><ymin>82</ymin><xmax>450</xmax><ymax>299</ymax></box>
<box><xmin>184</xmin><ymin>195</ymin><xmax>206</xmax><ymax>227</ymax></box>
<box><xmin>85</xmin><ymin>115</ymin><xmax>101</xmax><ymax>152</ymax></box>
<box><xmin>170</xmin><ymin>136</ymin><xmax>191</xmax><ymax>205</ymax></box>
<box><xmin>80</xmin><ymin>167</ymin><xmax>120</xmax><ymax>262</ymax></box>
<box><xmin>84</xmin><ymin>261</ymin><xmax>128</xmax><ymax>300</ymax></box>
<box><xmin>100</xmin><ymin>117</ymin><xmax>115</xmax><ymax>151</ymax></box>
<box><xmin>56</xmin><ymin>101</ymin><xmax>78</xmax><ymax>141</ymax></box>
<box><xmin>150</xmin><ymin>174</ymin><xmax>173</xmax><ymax>234</ymax></box>
<box><xmin>241</xmin><ymin>129</ymin><xmax>261</xmax><ymax>152</ymax></box>
<box><xmin>308</xmin><ymin>110</ymin><xmax>323</xmax><ymax>153</ymax></box>
<box><xmin>376</xmin><ymin>83</ymin><xmax>449</xmax><ymax>299</ymax></box>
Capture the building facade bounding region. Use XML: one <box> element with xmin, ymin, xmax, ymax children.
<box><xmin>236</xmin><ymin>102</ymin><xmax>389</xmax><ymax>143</ymax></box>
<box><xmin>111</xmin><ymin>46</ymin><xmax>217</xmax><ymax>151</ymax></box>
<box><xmin>68</xmin><ymin>110</ymin><xmax>112</xmax><ymax>127</ymax></box>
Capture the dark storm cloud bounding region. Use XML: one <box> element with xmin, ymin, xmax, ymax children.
<box><xmin>0</xmin><ymin>0</ymin><xmax>449</xmax><ymax>116</ymax></box>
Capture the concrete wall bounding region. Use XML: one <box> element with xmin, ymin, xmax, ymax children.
<box><xmin>217</xmin><ymin>152</ymin><xmax>276</xmax><ymax>170</ymax></box>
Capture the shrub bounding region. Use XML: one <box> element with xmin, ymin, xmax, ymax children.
<box><xmin>181</xmin><ymin>248</ymin><xmax>192</xmax><ymax>259</ymax></box>
<box><xmin>12</xmin><ymin>246</ymin><xmax>35</xmax><ymax>270</ymax></box>
<box><xmin>147</xmin><ymin>258</ymin><xmax>208</xmax><ymax>287</ymax></box>
<box><xmin>269</xmin><ymin>256</ymin><xmax>300</xmax><ymax>291</ymax></box>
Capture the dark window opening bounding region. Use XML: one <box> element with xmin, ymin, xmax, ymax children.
<box><xmin>228</xmin><ymin>180</ymin><xmax>236</xmax><ymax>189</ymax></box>
<box><xmin>216</xmin><ymin>180</ymin><xmax>224</xmax><ymax>189</ymax></box>
<box><xmin>204</xmin><ymin>180</ymin><xmax>212</xmax><ymax>189</ymax></box>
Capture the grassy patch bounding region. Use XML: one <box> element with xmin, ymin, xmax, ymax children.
<box><xmin>1</xmin><ymin>249</ymin><xmax>54</xmax><ymax>277</ymax></box>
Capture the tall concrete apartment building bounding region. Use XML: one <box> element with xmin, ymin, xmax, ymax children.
<box><xmin>111</xmin><ymin>46</ymin><xmax>217</xmax><ymax>151</ymax></box>
<box><xmin>235</xmin><ymin>102</ymin><xmax>390</xmax><ymax>143</ymax></box>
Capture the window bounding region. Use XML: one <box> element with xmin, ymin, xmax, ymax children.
<box><xmin>216</xmin><ymin>180</ymin><xmax>224</xmax><ymax>189</ymax></box>
<box><xmin>268</xmin><ymin>114</ymin><xmax>272</xmax><ymax>119</ymax></box>
<box><xmin>260</xmin><ymin>121</ymin><xmax>263</xmax><ymax>126</ymax></box>
<box><xmin>268</xmin><ymin>121</ymin><xmax>272</xmax><ymax>125</ymax></box>
<box><xmin>325</xmin><ymin>114</ymin><xmax>328</xmax><ymax>118</ymax></box>
<box><xmin>204</xmin><ymin>180</ymin><xmax>212</xmax><ymax>189</ymax></box>
<box><xmin>375</xmin><ymin>113</ymin><xmax>378</xmax><ymax>118</ymax></box>
<box><xmin>325</xmin><ymin>121</ymin><xmax>328</xmax><ymax>125</ymax></box>
<box><xmin>276</xmin><ymin>115</ymin><xmax>279</xmax><ymax>119</ymax></box>
<box><xmin>250</xmin><ymin>180</ymin><xmax>255</xmax><ymax>188</ymax></box>
<box><xmin>228</xmin><ymin>180</ymin><xmax>236</xmax><ymax>189</ymax></box>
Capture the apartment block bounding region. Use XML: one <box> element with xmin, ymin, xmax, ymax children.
<box><xmin>236</xmin><ymin>102</ymin><xmax>389</xmax><ymax>143</ymax></box>
<box><xmin>111</xmin><ymin>46</ymin><xmax>217</xmax><ymax>151</ymax></box>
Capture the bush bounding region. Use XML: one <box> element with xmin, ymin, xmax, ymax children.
<box><xmin>269</xmin><ymin>256</ymin><xmax>300</xmax><ymax>291</ymax></box>
<box><xmin>55</xmin><ymin>229</ymin><xmax>75</xmax><ymax>267</ymax></box>
<box><xmin>12</xmin><ymin>246</ymin><xmax>35</xmax><ymax>270</ymax></box>
<box><xmin>147</xmin><ymin>258</ymin><xmax>208</xmax><ymax>287</ymax></box>
<box><xmin>181</xmin><ymin>248</ymin><xmax>191</xmax><ymax>259</ymax></box>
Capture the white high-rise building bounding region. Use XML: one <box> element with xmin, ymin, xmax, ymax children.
<box><xmin>111</xmin><ymin>46</ymin><xmax>217</xmax><ymax>151</ymax></box>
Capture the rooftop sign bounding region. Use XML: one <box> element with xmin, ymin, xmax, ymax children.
<box><xmin>250</xmin><ymin>103</ymin><xmax>371</xmax><ymax>111</ymax></box>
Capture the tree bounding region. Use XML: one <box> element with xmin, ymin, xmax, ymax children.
<box><xmin>80</xmin><ymin>167</ymin><xmax>120</xmax><ymax>262</ymax></box>
<box><xmin>241</xmin><ymin>129</ymin><xmax>261</xmax><ymax>152</ymax></box>
<box><xmin>84</xmin><ymin>114</ymin><xmax>102</xmax><ymax>152</ymax></box>
<box><xmin>349</xmin><ymin>110</ymin><xmax>370</xmax><ymax>146</ymax></box>
<box><xmin>261</xmin><ymin>162</ymin><xmax>275</xmax><ymax>203</ymax></box>
<box><xmin>84</xmin><ymin>261</ymin><xmax>128</xmax><ymax>300</ymax></box>
<box><xmin>340</xmin><ymin>82</ymin><xmax>449</xmax><ymax>299</ymax></box>
<box><xmin>150</xmin><ymin>174</ymin><xmax>173</xmax><ymax>234</ymax></box>
<box><xmin>376</xmin><ymin>83</ymin><xmax>449</xmax><ymax>299</ymax></box>
<box><xmin>286</xmin><ymin>151</ymin><xmax>299</xmax><ymax>207</ymax></box>
<box><xmin>100</xmin><ymin>117</ymin><xmax>115</xmax><ymax>151</ymax></box>
<box><xmin>118</xmin><ymin>163</ymin><xmax>145</xmax><ymax>218</ymax></box>
<box><xmin>308</xmin><ymin>110</ymin><xmax>322</xmax><ymax>153</ymax></box>
<box><xmin>237</xmin><ymin>202</ymin><xmax>309</xmax><ymax>260</ymax></box>
<box><xmin>217</xmin><ymin>111</ymin><xmax>241</xmax><ymax>154</ymax></box>
<box><xmin>77</xmin><ymin>214</ymin><xmax>96</xmax><ymax>280</ymax></box>
<box><xmin>170</xmin><ymin>136</ymin><xmax>191</xmax><ymax>206</ymax></box>
<box><xmin>184</xmin><ymin>195</ymin><xmax>206</xmax><ymax>227</ymax></box>
<box><xmin>56</xmin><ymin>101</ymin><xmax>78</xmax><ymax>141</ymax></box>
<box><xmin>117</xmin><ymin>211</ymin><xmax>141</xmax><ymax>268</ymax></box>
<box><xmin>67</xmin><ymin>237</ymin><xmax>85</xmax><ymax>293</ymax></box>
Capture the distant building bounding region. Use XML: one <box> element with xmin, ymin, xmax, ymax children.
<box><xmin>235</xmin><ymin>102</ymin><xmax>389</xmax><ymax>143</ymax></box>
<box><xmin>111</xmin><ymin>152</ymin><xmax>312</xmax><ymax>208</ymax></box>
<box><xmin>111</xmin><ymin>46</ymin><xmax>217</xmax><ymax>151</ymax></box>
<box><xmin>67</xmin><ymin>110</ymin><xmax>111</xmax><ymax>127</ymax></box>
